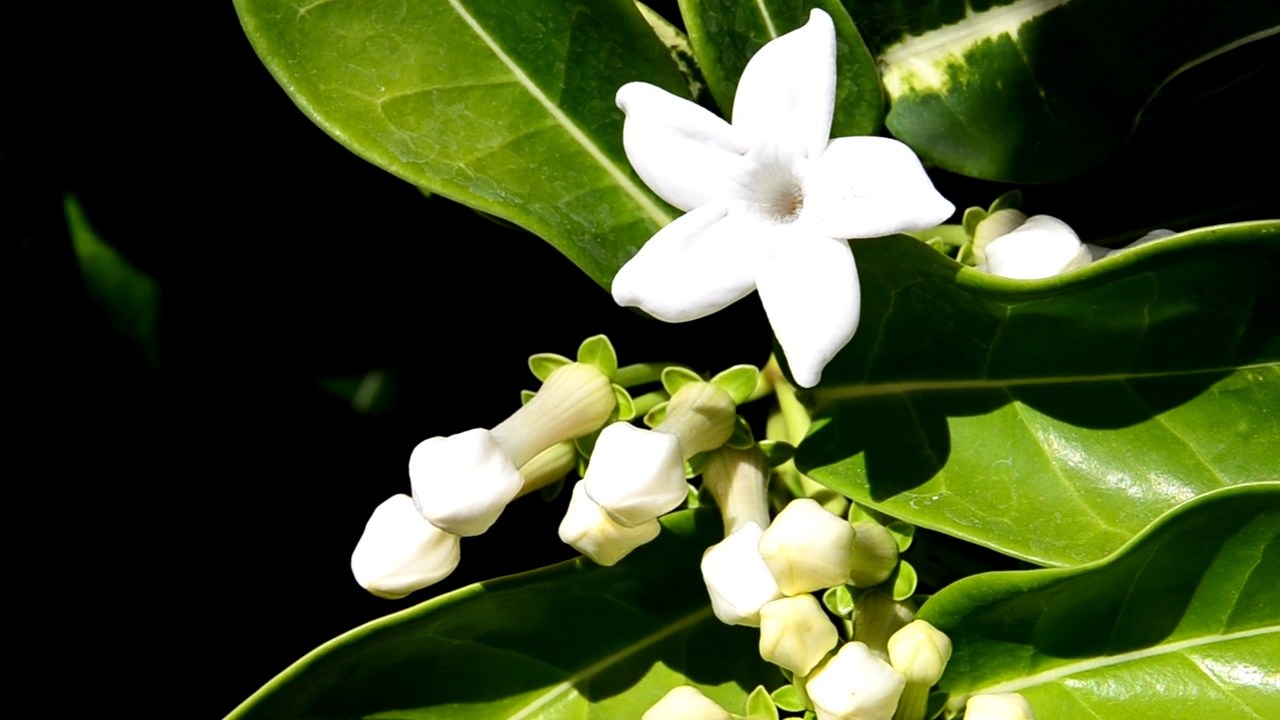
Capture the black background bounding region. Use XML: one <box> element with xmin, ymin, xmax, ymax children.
<box><xmin>9</xmin><ymin>2</ymin><xmax>1276</xmax><ymax>717</ymax></box>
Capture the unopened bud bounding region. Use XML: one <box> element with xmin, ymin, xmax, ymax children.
<box><xmin>351</xmin><ymin>494</ymin><xmax>461</xmax><ymax>599</ymax></box>
<box><xmin>558</xmin><ymin>481</ymin><xmax>661</xmax><ymax>566</ymax></box>
<box><xmin>642</xmin><ymin>686</ymin><xmax>732</xmax><ymax>720</ymax></box>
<box><xmin>759</xmin><ymin>595</ymin><xmax>839</xmax><ymax>675</ymax></box>
<box><xmin>701</xmin><ymin>446</ymin><xmax>771</xmax><ymax>536</ymax></box>
<box><xmin>806</xmin><ymin>642</ymin><xmax>905</xmax><ymax>720</ymax></box>
<box><xmin>583</xmin><ymin>422</ymin><xmax>686</xmax><ymax>527</ymax></box>
<box><xmin>965</xmin><ymin>693</ymin><xmax>1036</xmax><ymax>720</ymax></box>
<box><xmin>981</xmin><ymin>214</ymin><xmax>1092</xmax><ymax>280</ymax></box>
<box><xmin>701</xmin><ymin>522</ymin><xmax>782</xmax><ymax>626</ymax></box>
<box><xmin>517</xmin><ymin>441</ymin><xmax>578</xmax><ymax>497</ymax></box>
<box><xmin>490</xmin><ymin>362</ymin><xmax>616</xmax><ymax>466</ymax></box>
<box><xmin>848</xmin><ymin>521</ymin><xmax>899</xmax><ymax>588</ymax></box>
<box><xmin>852</xmin><ymin>591</ymin><xmax>916</xmax><ymax>661</ymax></box>
<box><xmin>888</xmin><ymin>620</ymin><xmax>952</xmax><ymax>720</ymax></box>
<box><xmin>654</xmin><ymin>381</ymin><xmax>736</xmax><ymax>457</ymax></box>
<box><xmin>409</xmin><ymin>429</ymin><xmax>523</xmax><ymax>537</ymax></box>
<box><xmin>759</xmin><ymin>498</ymin><xmax>854</xmax><ymax>595</ymax></box>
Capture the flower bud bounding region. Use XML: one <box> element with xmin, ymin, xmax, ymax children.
<box><xmin>409</xmin><ymin>428</ymin><xmax>523</xmax><ymax>537</ymax></box>
<box><xmin>758</xmin><ymin>498</ymin><xmax>854</xmax><ymax>595</ymax></box>
<box><xmin>490</xmin><ymin>362</ymin><xmax>616</xmax><ymax>467</ymax></box>
<box><xmin>701</xmin><ymin>522</ymin><xmax>783</xmax><ymax>626</ymax></box>
<box><xmin>759</xmin><ymin>595</ymin><xmax>839</xmax><ymax>675</ymax></box>
<box><xmin>701</xmin><ymin>447</ymin><xmax>771</xmax><ymax>536</ymax></box>
<box><xmin>806</xmin><ymin>642</ymin><xmax>905</xmax><ymax>720</ymax></box>
<box><xmin>558</xmin><ymin>481</ymin><xmax>661</xmax><ymax>566</ymax></box>
<box><xmin>642</xmin><ymin>686</ymin><xmax>732</xmax><ymax>720</ymax></box>
<box><xmin>965</xmin><ymin>693</ymin><xmax>1036</xmax><ymax>720</ymax></box>
<box><xmin>970</xmin><ymin>208</ymin><xmax>1027</xmax><ymax>266</ymax></box>
<box><xmin>653</xmin><ymin>381</ymin><xmax>736</xmax><ymax>457</ymax></box>
<box><xmin>852</xmin><ymin>591</ymin><xmax>916</xmax><ymax>661</ymax></box>
<box><xmin>980</xmin><ymin>214</ymin><xmax>1092</xmax><ymax>280</ymax></box>
<box><xmin>887</xmin><ymin>620</ymin><xmax>952</xmax><ymax>720</ymax></box>
<box><xmin>516</xmin><ymin>441</ymin><xmax>578</xmax><ymax>497</ymax></box>
<box><xmin>350</xmin><ymin>494</ymin><xmax>461</xmax><ymax>599</ymax></box>
<box><xmin>847</xmin><ymin>521</ymin><xmax>899</xmax><ymax>588</ymax></box>
<box><xmin>583</xmin><ymin>422</ymin><xmax>687</xmax><ymax>528</ymax></box>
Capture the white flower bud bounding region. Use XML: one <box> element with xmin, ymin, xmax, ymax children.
<box><xmin>701</xmin><ymin>522</ymin><xmax>783</xmax><ymax>626</ymax></box>
<box><xmin>847</xmin><ymin>521</ymin><xmax>899</xmax><ymax>588</ymax></box>
<box><xmin>806</xmin><ymin>641</ymin><xmax>906</xmax><ymax>720</ymax></box>
<box><xmin>490</xmin><ymin>362</ymin><xmax>616</xmax><ymax>467</ymax></box>
<box><xmin>653</xmin><ymin>381</ymin><xmax>736</xmax><ymax>457</ymax></box>
<box><xmin>516</xmin><ymin>441</ymin><xmax>578</xmax><ymax>497</ymax></box>
<box><xmin>701</xmin><ymin>447</ymin><xmax>771</xmax><ymax>536</ymax></box>
<box><xmin>965</xmin><ymin>693</ymin><xmax>1036</xmax><ymax>720</ymax></box>
<box><xmin>887</xmin><ymin>620</ymin><xmax>951</xmax><ymax>685</ymax></box>
<box><xmin>980</xmin><ymin>214</ymin><xmax>1092</xmax><ymax>280</ymax></box>
<box><xmin>558</xmin><ymin>481</ymin><xmax>661</xmax><ymax>566</ymax></box>
<box><xmin>409</xmin><ymin>428</ymin><xmax>523</xmax><ymax>537</ymax></box>
<box><xmin>758</xmin><ymin>498</ymin><xmax>855</xmax><ymax>595</ymax></box>
<box><xmin>350</xmin><ymin>494</ymin><xmax>461</xmax><ymax>599</ymax></box>
<box><xmin>759</xmin><ymin>595</ymin><xmax>839</xmax><ymax>675</ymax></box>
<box><xmin>642</xmin><ymin>686</ymin><xmax>732</xmax><ymax>720</ymax></box>
<box><xmin>583</xmin><ymin>422</ymin><xmax>687</xmax><ymax>528</ymax></box>
<box><xmin>971</xmin><ymin>208</ymin><xmax>1027</xmax><ymax>266</ymax></box>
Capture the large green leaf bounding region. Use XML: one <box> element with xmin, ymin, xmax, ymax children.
<box><xmin>677</xmin><ymin>0</ymin><xmax>883</xmax><ymax>136</ymax></box>
<box><xmin>234</xmin><ymin>0</ymin><xmax>692</xmax><ymax>288</ymax></box>
<box><xmin>227</xmin><ymin>510</ymin><xmax>775</xmax><ymax>720</ymax></box>
<box><xmin>796</xmin><ymin>221</ymin><xmax>1280</xmax><ymax>566</ymax></box>
<box><xmin>918</xmin><ymin>483</ymin><xmax>1280</xmax><ymax>719</ymax></box>
<box><xmin>837</xmin><ymin>0</ymin><xmax>1280</xmax><ymax>181</ymax></box>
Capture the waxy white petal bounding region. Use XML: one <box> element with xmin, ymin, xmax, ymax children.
<box><xmin>643</xmin><ymin>686</ymin><xmax>732</xmax><ymax>720</ymax></box>
<box><xmin>984</xmin><ymin>214</ymin><xmax>1092</xmax><ymax>280</ymax></box>
<box><xmin>617</xmin><ymin>82</ymin><xmax>751</xmax><ymax>212</ymax></box>
<box><xmin>409</xmin><ymin>428</ymin><xmax>522</xmax><ymax>537</ymax></box>
<box><xmin>759</xmin><ymin>595</ymin><xmax>840</xmax><ymax>675</ymax></box>
<box><xmin>801</xmin><ymin>136</ymin><xmax>955</xmax><ymax>239</ymax></box>
<box><xmin>701</xmin><ymin>522</ymin><xmax>783</xmax><ymax>626</ymax></box>
<box><xmin>732</xmin><ymin>9</ymin><xmax>836</xmax><ymax>164</ymax></box>
<box><xmin>807</xmin><ymin>642</ymin><xmax>906</xmax><ymax>720</ymax></box>
<box><xmin>965</xmin><ymin>693</ymin><xmax>1036</xmax><ymax>720</ymax></box>
<box><xmin>582</xmin><ymin>422</ymin><xmax>687</xmax><ymax>528</ymax></box>
<box><xmin>558</xmin><ymin>481</ymin><xmax>661</xmax><ymax>566</ymax></box>
<box><xmin>758</xmin><ymin>498</ymin><xmax>855</xmax><ymax>595</ymax></box>
<box><xmin>612</xmin><ymin>204</ymin><xmax>759</xmax><ymax>322</ymax></box>
<box><xmin>351</xmin><ymin>494</ymin><xmax>461</xmax><ymax>599</ymax></box>
<box><xmin>755</xmin><ymin>230</ymin><xmax>859</xmax><ymax>388</ymax></box>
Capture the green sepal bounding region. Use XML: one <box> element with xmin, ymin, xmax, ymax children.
<box><xmin>630</xmin><ymin>389</ymin><xmax>670</xmax><ymax>419</ymax></box>
<box><xmin>538</xmin><ymin>477</ymin><xmax>566</xmax><ymax>503</ymax></box>
<box><xmin>887</xmin><ymin>521</ymin><xmax>915</xmax><ymax>552</ymax></box>
<box><xmin>685</xmin><ymin>453</ymin><xmax>710</xmax><ymax>479</ymax></box>
<box><xmin>954</xmin><ymin>241</ymin><xmax>975</xmax><ymax>265</ymax></box>
<box><xmin>711</xmin><ymin>364</ymin><xmax>760</xmax><ymax>405</ymax></box>
<box><xmin>685</xmin><ymin>484</ymin><xmax>702</xmax><ymax>509</ymax></box>
<box><xmin>987</xmin><ymin>189</ymin><xmax>1022</xmax><ymax>214</ymax></box>
<box><xmin>576</xmin><ymin>334</ymin><xmax>618</xmax><ymax>379</ymax></box>
<box><xmin>661</xmin><ymin>366</ymin><xmax>704</xmax><ymax>396</ymax></box>
<box><xmin>528</xmin><ymin>353</ymin><xmax>572</xmax><ymax>382</ymax></box>
<box><xmin>771</xmin><ymin>685</ymin><xmax>806</xmax><ymax>713</ymax></box>
<box><xmin>804</xmin><ymin>711</ymin><xmax>816</xmax><ymax>720</ymax></box>
<box><xmin>757</xmin><ymin>440</ymin><xmax>795</xmax><ymax>467</ymax></box>
<box><xmin>822</xmin><ymin>584</ymin><xmax>855</xmax><ymax>619</ymax></box>
<box><xmin>574</xmin><ymin>427</ymin><xmax>603</xmax><ymax>460</ymax></box>
<box><xmin>961</xmin><ymin>206</ymin><xmax>987</xmax><ymax>237</ymax></box>
<box><xmin>745</xmin><ymin>685</ymin><xmax>779</xmax><ymax>720</ymax></box>
<box><xmin>644</xmin><ymin>401</ymin><xmax>669</xmax><ymax>428</ymax></box>
<box><xmin>725</xmin><ymin>415</ymin><xmax>756</xmax><ymax>449</ymax></box>
<box><xmin>611</xmin><ymin>384</ymin><xmax>636</xmax><ymax>421</ymax></box>
<box><xmin>519</xmin><ymin>389</ymin><xmax>536</xmax><ymax>406</ymax></box>
<box><xmin>890</xmin><ymin>560</ymin><xmax>919</xmax><ymax>601</ymax></box>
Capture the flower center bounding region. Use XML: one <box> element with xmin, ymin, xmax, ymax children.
<box><xmin>749</xmin><ymin>171</ymin><xmax>805</xmax><ymax>224</ymax></box>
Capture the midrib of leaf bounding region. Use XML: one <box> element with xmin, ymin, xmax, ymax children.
<box><xmin>443</xmin><ymin>0</ymin><xmax>674</xmax><ymax>228</ymax></box>
<box><xmin>504</xmin><ymin>606</ymin><xmax>713</xmax><ymax>720</ymax></box>
<box><xmin>813</xmin><ymin>361</ymin><xmax>1278</xmax><ymax>404</ymax></box>
<box><xmin>952</xmin><ymin>625</ymin><xmax>1279</xmax><ymax>708</ymax></box>
<box><xmin>752</xmin><ymin>0</ymin><xmax>778</xmax><ymax>38</ymax></box>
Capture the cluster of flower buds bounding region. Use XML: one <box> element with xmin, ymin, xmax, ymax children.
<box><xmin>351</xmin><ymin>336</ymin><xmax>623</xmax><ymax>598</ymax></box>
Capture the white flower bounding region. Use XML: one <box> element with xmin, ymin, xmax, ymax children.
<box><xmin>758</xmin><ymin>498</ymin><xmax>855</xmax><ymax>595</ymax></box>
<box><xmin>350</xmin><ymin>494</ymin><xmax>461</xmax><ymax>599</ymax></box>
<box><xmin>977</xmin><ymin>214</ymin><xmax>1092</xmax><ymax>280</ymax></box>
<box><xmin>759</xmin><ymin>595</ymin><xmax>839</xmax><ymax>675</ymax></box>
<box><xmin>964</xmin><ymin>693</ymin><xmax>1036</xmax><ymax>720</ymax></box>
<box><xmin>582</xmin><ymin>422</ymin><xmax>687</xmax><ymax>528</ymax></box>
<box><xmin>701</xmin><ymin>522</ymin><xmax>783</xmax><ymax>626</ymax></box>
<box><xmin>558</xmin><ymin>481</ymin><xmax>661</xmax><ymax>566</ymax></box>
<box><xmin>409</xmin><ymin>428</ymin><xmax>524</xmax><ymax>537</ymax></box>
<box><xmin>611</xmin><ymin>9</ymin><xmax>954</xmax><ymax>388</ymax></box>
<box><xmin>643</xmin><ymin>686</ymin><xmax>732</xmax><ymax>720</ymax></box>
<box><xmin>806</xmin><ymin>642</ymin><xmax>906</xmax><ymax>720</ymax></box>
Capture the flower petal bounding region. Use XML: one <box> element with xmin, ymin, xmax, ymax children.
<box><xmin>350</xmin><ymin>494</ymin><xmax>461</xmax><ymax>599</ymax></box>
<box><xmin>612</xmin><ymin>204</ymin><xmax>760</xmax><ymax>322</ymax></box>
<box><xmin>800</xmin><ymin>136</ymin><xmax>955</xmax><ymax>239</ymax></box>
<box><xmin>755</xmin><ymin>228</ymin><xmax>859</xmax><ymax>388</ymax></box>
<box><xmin>732</xmin><ymin>9</ymin><xmax>836</xmax><ymax>163</ymax></box>
<box><xmin>984</xmin><ymin>214</ymin><xmax>1092</xmax><ymax>279</ymax></box>
<box><xmin>616</xmin><ymin>82</ymin><xmax>751</xmax><ymax>212</ymax></box>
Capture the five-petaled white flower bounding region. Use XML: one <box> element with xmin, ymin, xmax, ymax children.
<box><xmin>611</xmin><ymin>9</ymin><xmax>954</xmax><ymax>387</ymax></box>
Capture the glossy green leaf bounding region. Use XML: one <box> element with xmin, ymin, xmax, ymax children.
<box><xmin>228</xmin><ymin>510</ymin><xmax>776</xmax><ymax>720</ymax></box>
<box><xmin>918</xmin><ymin>483</ymin><xmax>1280</xmax><ymax>719</ymax></box>
<box><xmin>797</xmin><ymin>222</ymin><xmax>1280</xmax><ymax>566</ymax></box>
<box><xmin>634</xmin><ymin>1</ymin><xmax>711</xmax><ymax>104</ymax></box>
<box><xmin>66</xmin><ymin>195</ymin><xmax>160</xmax><ymax>368</ymax></box>
<box><xmin>234</xmin><ymin>0</ymin><xmax>692</xmax><ymax>288</ymax></box>
<box><xmin>678</xmin><ymin>0</ymin><xmax>883</xmax><ymax>136</ymax></box>
<box><xmin>838</xmin><ymin>0</ymin><xmax>1280</xmax><ymax>180</ymax></box>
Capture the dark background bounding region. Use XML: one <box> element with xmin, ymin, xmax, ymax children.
<box><xmin>9</xmin><ymin>2</ymin><xmax>1275</xmax><ymax>717</ymax></box>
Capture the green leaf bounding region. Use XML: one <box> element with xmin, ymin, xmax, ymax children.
<box><xmin>318</xmin><ymin>368</ymin><xmax>398</xmax><ymax>415</ymax></box>
<box><xmin>634</xmin><ymin>1</ymin><xmax>711</xmax><ymax>104</ymax></box>
<box><xmin>529</xmin><ymin>353</ymin><xmax>572</xmax><ymax>382</ymax></box>
<box><xmin>678</xmin><ymin>0</ymin><xmax>883</xmax><ymax>136</ymax></box>
<box><xmin>918</xmin><ymin>483</ymin><xmax>1280</xmax><ymax>718</ymax></box>
<box><xmin>797</xmin><ymin>222</ymin><xmax>1280</xmax><ymax>566</ymax></box>
<box><xmin>746</xmin><ymin>684</ymin><xmax>780</xmax><ymax>720</ymax></box>
<box><xmin>578</xmin><ymin>335</ymin><xmax>619</xmax><ymax>379</ymax></box>
<box><xmin>65</xmin><ymin>194</ymin><xmax>160</xmax><ymax>368</ymax></box>
<box><xmin>839</xmin><ymin>0</ymin><xmax>1280</xmax><ymax>180</ymax></box>
<box><xmin>229</xmin><ymin>510</ymin><xmax>776</xmax><ymax>720</ymax></box>
<box><xmin>234</xmin><ymin>0</ymin><xmax>691</xmax><ymax>288</ymax></box>
<box><xmin>757</xmin><ymin>440</ymin><xmax>795</xmax><ymax>467</ymax></box>
<box><xmin>711</xmin><ymin>364</ymin><xmax>760</xmax><ymax>405</ymax></box>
